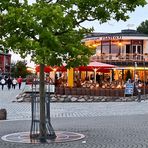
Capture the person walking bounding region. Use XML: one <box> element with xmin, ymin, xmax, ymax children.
<box><xmin>17</xmin><ymin>76</ymin><xmax>23</xmax><ymax>89</ymax></box>
<box><xmin>7</xmin><ymin>77</ymin><xmax>12</xmax><ymax>90</ymax></box>
<box><xmin>136</xmin><ymin>81</ymin><xmax>143</xmax><ymax>102</ymax></box>
<box><xmin>12</xmin><ymin>78</ymin><xmax>17</xmax><ymax>89</ymax></box>
<box><xmin>0</xmin><ymin>77</ymin><xmax>6</xmax><ymax>90</ymax></box>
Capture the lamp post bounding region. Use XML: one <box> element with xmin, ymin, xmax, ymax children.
<box><xmin>143</xmin><ymin>58</ymin><xmax>146</xmax><ymax>99</ymax></box>
<box><xmin>134</xmin><ymin>62</ymin><xmax>137</xmax><ymax>83</ymax></box>
<box><xmin>134</xmin><ymin>62</ymin><xmax>141</xmax><ymax>102</ymax></box>
<box><xmin>118</xmin><ymin>41</ymin><xmax>122</xmax><ymax>57</ymax></box>
<box><xmin>134</xmin><ymin>62</ymin><xmax>137</xmax><ymax>98</ymax></box>
<box><xmin>94</xmin><ymin>68</ymin><xmax>97</xmax><ymax>83</ymax></box>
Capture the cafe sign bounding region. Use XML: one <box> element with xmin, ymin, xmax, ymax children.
<box><xmin>101</xmin><ymin>35</ymin><xmax>122</xmax><ymax>40</ymax></box>
<box><xmin>82</xmin><ymin>35</ymin><xmax>122</xmax><ymax>42</ymax></box>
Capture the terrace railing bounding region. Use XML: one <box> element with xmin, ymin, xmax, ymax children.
<box><xmin>90</xmin><ymin>53</ymin><xmax>148</xmax><ymax>63</ymax></box>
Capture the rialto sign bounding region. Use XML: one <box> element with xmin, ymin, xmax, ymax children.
<box><xmin>82</xmin><ymin>35</ymin><xmax>122</xmax><ymax>42</ymax></box>
<box><xmin>101</xmin><ymin>35</ymin><xmax>122</xmax><ymax>40</ymax></box>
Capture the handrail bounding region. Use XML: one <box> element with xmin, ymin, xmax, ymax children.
<box><xmin>90</xmin><ymin>53</ymin><xmax>148</xmax><ymax>62</ymax></box>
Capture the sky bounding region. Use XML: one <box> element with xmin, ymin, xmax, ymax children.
<box><xmin>82</xmin><ymin>4</ymin><xmax>148</xmax><ymax>33</ymax></box>
<box><xmin>11</xmin><ymin>2</ymin><xmax>148</xmax><ymax>67</ymax></box>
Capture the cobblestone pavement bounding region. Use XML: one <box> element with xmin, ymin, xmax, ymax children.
<box><xmin>1</xmin><ymin>115</ymin><xmax>148</xmax><ymax>148</ymax></box>
<box><xmin>1</xmin><ymin>83</ymin><xmax>148</xmax><ymax>120</ymax></box>
<box><xmin>1</xmin><ymin>84</ymin><xmax>148</xmax><ymax>147</ymax></box>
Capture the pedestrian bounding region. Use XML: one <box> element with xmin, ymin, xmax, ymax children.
<box><xmin>135</xmin><ymin>80</ymin><xmax>142</xmax><ymax>102</ymax></box>
<box><xmin>7</xmin><ymin>77</ymin><xmax>12</xmax><ymax>90</ymax></box>
<box><xmin>12</xmin><ymin>78</ymin><xmax>17</xmax><ymax>89</ymax></box>
<box><xmin>17</xmin><ymin>76</ymin><xmax>23</xmax><ymax>89</ymax></box>
<box><xmin>0</xmin><ymin>77</ymin><xmax>5</xmax><ymax>90</ymax></box>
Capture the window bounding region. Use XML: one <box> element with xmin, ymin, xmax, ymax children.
<box><xmin>111</xmin><ymin>45</ymin><xmax>119</xmax><ymax>54</ymax></box>
<box><xmin>102</xmin><ymin>41</ymin><xmax>110</xmax><ymax>54</ymax></box>
<box><xmin>102</xmin><ymin>46</ymin><xmax>109</xmax><ymax>54</ymax></box>
<box><xmin>111</xmin><ymin>41</ymin><xmax>120</xmax><ymax>54</ymax></box>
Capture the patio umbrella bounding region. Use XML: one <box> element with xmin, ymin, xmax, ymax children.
<box><xmin>53</xmin><ymin>63</ymin><xmax>67</xmax><ymax>72</ymax></box>
<box><xmin>78</xmin><ymin>62</ymin><xmax>116</xmax><ymax>71</ymax></box>
<box><xmin>78</xmin><ymin>62</ymin><xmax>117</xmax><ymax>82</ymax></box>
<box><xmin>35</xmin><ymin>65</ymin><xmax>53</xmax><ymax>73</ymax></box>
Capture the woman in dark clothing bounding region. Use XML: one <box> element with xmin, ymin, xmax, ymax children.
<box><xmin>7</xmin><ymin>77</ymin><xmax>12</xmax><ymax>90</ymax></box>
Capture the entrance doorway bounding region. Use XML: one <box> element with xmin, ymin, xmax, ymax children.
<box><xmin>132</xmin><ymin>45</ymin><xmax>142</xmax><ymax>60</ymax></box>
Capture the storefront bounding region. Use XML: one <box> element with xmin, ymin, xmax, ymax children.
<box><xmin>35</xmin><ymin>29</ymin><xmax>148</xmax><ymax>97</ymax></box>
<box><xmin>54</xmin><ymin>29</ymin><xmax>148</xmax><ymax>97</ymax></box>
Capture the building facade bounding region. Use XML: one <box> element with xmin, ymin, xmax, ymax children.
<box><xmin>82</xmin><ymin>29</ymin><xmax>148</xmax><ymax>82</ymax></box>
<box><xmin>0</xmin><ymin>46</ymin><xmax>11</xmax><ymax>77</ymax></box>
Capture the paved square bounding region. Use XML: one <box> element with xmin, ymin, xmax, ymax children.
<box><xmin>1</xmin><ymin>83</ymin><xmax>148</xmax><ymax>147</ymax></box>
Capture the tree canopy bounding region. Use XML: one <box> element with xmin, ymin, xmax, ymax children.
<box><xmin>137</xmin><ymin>20</ymin><xmax>148</xmax><ymax>34</ymax></box>
<box><xmin>0</xmin><ymin>0</ymin><xmax>147</xmax><ymax>67</ymax></box>
<box><xmin>11</xmin><ymin>60</ymin><xmax>31</xmax><ymax>78</ymax></box>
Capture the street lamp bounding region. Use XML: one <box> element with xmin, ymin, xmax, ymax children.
<box><xmin>143</xmin><ymin>58</ymin><xmax>146</xmax><ymax>98</ymax></box>
<box><xmin>134</xmin><ymin>62</ymin><xmax>141</xmax><ymax>102</ymax></box>
<box><xmin>118</xmin><ymin>41</ymin><xmax>122</xmax><ymax>55</ymax></box>
<box><xmin>134</xmin><ymin>62</ymin><xmax>137</xmax><ymax>83</ymax></box>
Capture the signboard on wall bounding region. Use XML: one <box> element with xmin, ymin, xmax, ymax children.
<box><xmin>82</xmin><ymin>35</ymin><xmax>122</xmax><ymax>42</ymax></box>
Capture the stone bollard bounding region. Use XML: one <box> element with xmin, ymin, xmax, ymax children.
<box><xmin>0</xmin><ymin>109</ymin><xmax>7</xmax><ymax>120</ymax></box>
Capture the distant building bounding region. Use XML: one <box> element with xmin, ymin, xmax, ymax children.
<box><xmin>0</xmin><ymin>45</ymin><xmax>11</xmax><ymax>76</ymax></box>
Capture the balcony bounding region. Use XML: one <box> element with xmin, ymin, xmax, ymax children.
<box><xmin>90</xmin><ymin>53</ymin><xmax>148</xmax><ymax>66</ymax></box>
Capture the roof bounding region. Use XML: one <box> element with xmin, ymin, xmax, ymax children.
<box><xmin>85</xmin><ymin>29</ymin><xmax>148</xmax><ymax>38</ymax></box>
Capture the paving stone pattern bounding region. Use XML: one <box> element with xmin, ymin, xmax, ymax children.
<box><xmin>1</xmin><ymin>83</ymin><xmax>148</xmax><ymax>120</ymax></box>
<box><xmin>1</xmin><ymin>116</ymin><xmax>148</xmax><ymax>148</ymax></box>
<box><xmin>1</xmin><ymin>83</ymin><xmax>148</xmax><ymax>147</ymax></box>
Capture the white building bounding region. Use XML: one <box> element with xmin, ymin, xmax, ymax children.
<box><xmin>83</xmin><ymin>29</ymin><xmax>148</xmax><ymax>82</ymax></box>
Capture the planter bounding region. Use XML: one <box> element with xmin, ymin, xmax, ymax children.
<box><xmin>105</xmin><ymin>89</ymin><xmax>110</xmax><ymax>96</ymax></box>
<box><xmin>81</xmin><ymin>88</ymin><xmax>86</xmax><ymax>95</ymax></box>
<box><xmin>76</xmin><ymin>88</ymin><xmax>82</xmax><ymax>95</ymax></box>
<box><xmin>100</xmin><ymin>89</ymin><xmax>105</xmax><ymax>96</ymax></box>
<box><xmin>118</xmin><ymin>89</ymin><xmax>124</xmax><ymax>97</ymax></box>
<box><xmin>95</xmin><ymin>88</ymin><xmax>100</xmax><ymax>96</ymax></box>
<box><xmin>85</xmin><ymin>88</ymin><xmax>91</xmax><ymax>95</ymax></box>
<box><xmin>114</xmin><ymin>89</ymin><xmax>119</xmax><ymax>97</ymax></box>
<box><xmin>58</xmin><ymin>87</ymin><xmax>65</xmax><ymax>95</ymax></box>
<box><xmin>71</xmin><ymin>88</ymin><xmax>77</xmax><ymax>95</ymax></box>
<box><xmin>90</xmin><ymin>88</ymin><xmax>95</xmax><ymax>96</ymax></box>
<box><xmin>65</xmin><ymin>87</ymin><xmax>71</xmax><ymax>95</ymax></box>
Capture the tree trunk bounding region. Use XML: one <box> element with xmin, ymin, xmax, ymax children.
<box><xmin>39</xmin><ymin>63</ymin><xmax>46</xmax><ymax>142</ymax></box>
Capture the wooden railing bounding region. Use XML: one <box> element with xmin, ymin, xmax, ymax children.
<box><xmin>90</xmin><ymin>53</ymin><xmax>148</xmax><ymax>62</ymax></box>
<box><xmin>55</xmin><ymin>86</ymin><xmax>148</xmax><ymax>97</ymax></box>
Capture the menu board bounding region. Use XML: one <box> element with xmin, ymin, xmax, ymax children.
<box><xmin>124</xmin><ymin>83</ymin><xmax>134</xmax><ymax>95</ymax></box>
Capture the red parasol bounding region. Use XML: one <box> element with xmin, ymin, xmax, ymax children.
<box><xmin>78</xmin><ymin>62</ymin><xmax>116</xmax><ymax>72</ymax></box>
<box><xmin>35</xmin><ymin>65</ymin><xmax>53</xmax><ymax>73</ymax></box>
<box><xmin>78</xmin><ymin>62</ymin><xmax>117</xmax><ymax>82</ymax></box>
<box><xmin>53</xmin><ymin>63</ymin><xmax>67</xmax><ymax>72</ymax></box>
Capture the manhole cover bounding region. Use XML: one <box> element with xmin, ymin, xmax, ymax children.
<box><xmin>1</xmin><ymin>131</ymin><xmax>85</xmax><ymax>143</ymax></box>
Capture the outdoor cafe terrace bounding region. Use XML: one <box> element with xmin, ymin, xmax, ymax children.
<box><xmin>27</xmin><ymin>61</ymin><xmax>148</xmax><ymax>97</ymax></box>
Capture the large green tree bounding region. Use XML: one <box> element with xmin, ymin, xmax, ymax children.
<box><xmin>137</xmin><ymin>20</ymin><xmax>148</xmax><ymax>34</ymax></box>
<box><xmin>0</xmin><ymin>0</ymin><xmax>147</xmax><ymax>142</ymax></box>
